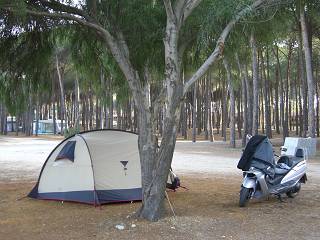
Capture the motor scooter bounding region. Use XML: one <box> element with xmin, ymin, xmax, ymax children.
<box><xmin>237</xmin><ymin>135</ymin><xmax>307</xmax><ymax>207</ymax></box>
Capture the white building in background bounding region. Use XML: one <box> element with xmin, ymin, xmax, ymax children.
<box><xmin>6</xmin><ymin>116</ymin><xmax>17</xmax><ymax>132</ymax></box>
<box><xmin>33</xmin><ymin>119</ymin><xmax>68</xmax><ymax>135</ymax></box>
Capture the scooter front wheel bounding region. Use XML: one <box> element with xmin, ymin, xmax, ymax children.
<box><xmin>239</xmin><ymin>187</ymin><xmax>252</xmax><ymax>207</ymax></box>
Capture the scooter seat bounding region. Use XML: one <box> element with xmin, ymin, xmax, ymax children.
<box><xmin>274</xmin><ymin>167</ymin><xmax>290</xmax><ymax>175</ymax></box>
<box><xmin>274</xmin><ymin>163</ymin><xmax>291</xmax><ymax>175</ymax></box>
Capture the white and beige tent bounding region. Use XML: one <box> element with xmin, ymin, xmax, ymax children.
<box><xmin>29</xmin><ymin>129</ymin><xmax>179</xmax><ymax>205</ymax></box>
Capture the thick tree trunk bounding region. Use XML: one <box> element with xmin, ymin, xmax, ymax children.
<box><xmin>251</xmin><ymin>32</ymin><xmax>259</xmax><ymax>135</ymax></box>
<box><xmin>137</xmin><ymin>9</ymin><xmax>183</xmax><ymax>221</ymax></box>
<box><xmin>300</xmin><ymin>6</ymin><xmax>315</xmax><ymax>137</ymax></box>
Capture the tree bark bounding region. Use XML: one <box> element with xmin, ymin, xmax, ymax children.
<box><xmin>261</xmin><ymin>48</ymin><xmax>272</xmax><ymax>138</ymax></box>
<box><xmin>223</xmin><ymin>58</ymin><xmax>235</xmax><ymax>148</ymax></box>
<box><xmin>283</xmin><ymin>42</ymin><xmax>292</xmax><ymax>139</ymax></box>
<box><xmin>204</xmin><ymin>76</ymin><xmax>209</xmax><ymax>140</ymax></box>
<box><xmin>55</xmin><ymin>53</ymin><xmax>65</xmax><ymax>135</ymax></box>
<box><xmin>192</xmin><ymin>84</ymin><xmax>197</xmax><ymax>142</ymax></box>
<box><xmin>300</xmin><ymin>5</ymin><xmax>315</xmax><ymax>137</ymax></box>
<box><xmin>251</xmin><ymin>32</ymin><xmax>259</xmax><ymax>135</ymax></box>
<box><xmin>207</xmin><ymin>71</ymin><xmax>214</xmax><ymax>142</ymax></box>
<box><xmin>221</xmin><ymin>79</ymin><xmax>227</xmax><ymax>141</ymax></box>
<box><xmin>236</xmin><ymin>54</ymin><xmax>248</xmax><ymax>146</ymax></box>
<box><xmin>274</xmin><ymin>66</ymin><xmax>280</xmax><ymax>134</ymax></box>
<box><xmin>244</xmin><ymin>63</ymin><xmax>252</xmax><ymax>135</ymax></box>
<box><xmin>74</xmin><ymin>73</ymin><xmax>80</xmax><ymax>130</ymax></box>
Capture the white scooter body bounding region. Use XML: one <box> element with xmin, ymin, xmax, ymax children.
<box><xmin>280</xmin><ymin>160</ymin><xmax>307</xmax><ymax>184</ymax></box>
<box><xmin>242</xmin><ymin>157</ymin><xmax>307</xmax><ymax>199</ymax></box>
<box><xmin>238</xmin><ymin>135</ymin><xmax>307</xmax><ymax>206</ymax></box>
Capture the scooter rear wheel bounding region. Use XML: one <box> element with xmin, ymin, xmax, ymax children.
<box><xmin>286</xmin><ymin>182</ymin><xmax>301</xmax><ymax>198</ymax></box>
<box><xmin>239</xmin><ymin>187</ymin><xmax>251</xmax><ymax>207</ymax></box>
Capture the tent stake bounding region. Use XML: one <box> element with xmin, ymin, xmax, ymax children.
<box><xmin>165</xmin><ymin>191</ymin><xmax>176</xmax><ymax>218</ymax></box>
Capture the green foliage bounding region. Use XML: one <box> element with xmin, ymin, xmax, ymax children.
<box><xmin>64</xmin><ymin>126</ymin><xmax>80</xmax><ymax>138</ymax></box>
<box><xmin>98</xmin><ymin>0</ymin><xmax>166</xmax><ymax>76</ymax></box>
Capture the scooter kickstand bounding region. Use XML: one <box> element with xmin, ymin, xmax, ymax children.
<box><xmin>276</xmin><ymin>194</ymin><xmax>285</xmax><ymax>203</ymax></box>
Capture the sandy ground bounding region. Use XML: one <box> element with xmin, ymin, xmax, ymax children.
<box><xmin>0</xmin><ymin>135</ymin><xmax>320</xmax><ymax>240</ymax></box>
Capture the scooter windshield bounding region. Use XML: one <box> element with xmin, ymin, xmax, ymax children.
<box><xmin>237</xmin><ymin>135</ymin><xmax>275</xmax><ymax>171</ymax></box>
<box><xmin>252</xmin><ymin>138</ymin><xmax>275</xmax><ymax>166</ymax></box>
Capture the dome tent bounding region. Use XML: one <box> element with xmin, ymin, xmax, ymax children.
<box><xmin>29</xmin><ymin>129</ymin><xmax>179</xmax><ymax>205</ymax></box>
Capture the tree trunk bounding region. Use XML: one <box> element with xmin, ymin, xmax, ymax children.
<box><xmin>244</xmin><ymin>63</ymin><xmax>252</xmax><ymax>135</ymax></box>
<box><xmin>181</xmin><ymin>100</ymin><xmax>187</xmax><ymax>139</ymax></box>
<box><xmin>55</xmin><ymin>54</ymin><xmax>65</xmax><ymax>135</ymax></box>
<box><xmin>300</xmin><ymin>6</ymin><xmax>315</xmax><ymax>137</ymax></box>
<box><xmin>236</xmin><ymin>54</ymin><xmax>248</xmax><ymax>146</ymax></box>
<box><xmin>196</xmin><ymin>81</ymin><xmax>202</xmax><ymax>135</ymax></box>
<box><xmin>274</xmin><ymin>46</ymin><xmax>285</xmax><ymax>140</ymax></box>
<box><xmin>237</xmin><ymin>96</ymin><xmax>242</xmax><ymax>139</ymax></box>
<box><xmin>95</xmin><ymin>97</ymin><xmax>100</xmax><ymax>129</ymax></box>
<box><xmin>207</xmin><ymin>72</ymin><xmax>214</xmax><ymax>142</ymax></box>
<box><xmin>251</xmin><ymin>32</ymin><xmax>259</xmax><ymax>135</ymax></box>
<box><xmin>221</xmin><ymin>80</ymin><xmax>227</xmax><ymax>142</ymax></box>
<box><xmin>300</xmin><ymin>43</ymin><xmax>308</xmax><ymax>137</ymax></box>
<box><xmin>74</xmin><ymin>74</ymin><xmax>80</xmax><ymax>130</ymax></box>
<box><xmin>137</xmin><ymin>12</ymin><xmax>183</xmax><ymax>221</ymax></box>
<box><xmin>192</xmin><ymin>84</ymin><xmax>197</xmax><ymax>142</ymax></box>
<box><xmin>274</xmin><ymin>66</ymin><xmax>280</xmax><ymax>134</ymax></box>
<box><xmin>35</xmin><ymin>95</ymin><xmax>40</xmax><ymax>136</ymax></box>
<box><xmin>223</xmin><ymin>58</ymin><xmax>235</xmax><ymax>148</ymax></box>
<box><xmin>261</xmin><ymin>48</ymin><xmax>272</xmax><ymax>138</ymax></box>
<box><xmin>316</xmin><ymin>58</ymin><xmax>319</xmax><ymax>137</ymax></box>
<box><xmin>283</xmin><ymin>42</ymin><xmax>292</xmax><ymax>139</ymax></box>
<box><xmin>89</xmin><ymin>86</ymin><xmax>93</xmax><ymax>130</ymax></box>
<box><xmin>204</xmin><ymin>75</ymin><xmax>209</xmax><ymax>140</ymax></box>
<box><xmin>81</xmin><ymin>94</ymin><xmax>86</xmax><ymax>130</ymax></box>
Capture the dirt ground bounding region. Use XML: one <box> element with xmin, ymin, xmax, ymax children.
<box><xmin>0</xmin><ymin>136</ymin><xmax>320</xmax><ymax>240</ymax></box>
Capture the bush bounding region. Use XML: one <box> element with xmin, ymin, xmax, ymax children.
<box><xmin>64</xmin><ymin>127</ymin><xmax>80</xmax><ymax>138</ymax></box>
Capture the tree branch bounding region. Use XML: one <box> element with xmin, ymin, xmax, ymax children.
<box><xmin>183</xmin><ymin>0</ymin><xmax>271</xmax><ymax>95</ymax></box>
<box><xmin>173</xmin><ymin>0</ymin><xmax>202</xmax><ymax>28</ymax></box>
<box><xmin>163</xmin><ymin>0</ymin><xmax>176</xmax><ymax>23</ymax></box>
<box><xmin>180</xmin><ymin>0</ymin><xmax>202</xmax><ymax>23</ymax></box>
<box><xmin>38</xmin><ymin>0</ymin><xmax>97</xmax><ymax>22</ymax></box>
<box><xmin>2</xmin><ymin>4</ymin><xmax>146</xmax><ymax>109</ymax></box>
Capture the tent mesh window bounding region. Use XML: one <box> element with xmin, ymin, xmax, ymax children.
<box><xmin>55</xmin><ymin>141</ymin><xmax>76</xmax><ymax>162</ymax></box>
